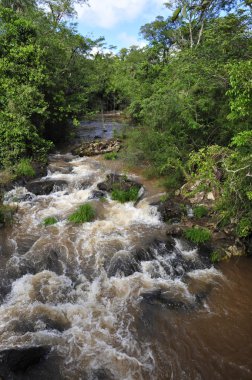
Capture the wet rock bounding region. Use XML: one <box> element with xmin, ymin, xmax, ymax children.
<box><xmin>0</xmin><ymin>346</ymin><xmax>51</xmax><ymax>374</ymax></box>
<box><xmin>134</xmin><ymin>239</ymin><xmax>175</xmax><ymax>262</ymax></box>
<box><xmin>166</xmin><ymin>225</ymin><xmax>184</xmax><ymax>237</ymax></box>
<box><xmin>97</xmin><ymin>174</ymin><xmax>141</xmax><ymax>193</ymax></box>
<box><xmin>89</xmin><ymin>190</ymin><xmax>106</xmax><ymax>200</ymax></box>
<box><xmin>141</xmin><ymin>289</ymin><xmax>194</xmax><ymax>310</ymax></box>
<box><xmin>157</xmin><ymin>199</ymin><xmax>183</xmax><ymax>222</ymax></box>
<box><xmin>107</xmin><ymin>250</ymin><xmax>140</xmax><ymax>277</ymax></box>
<box><xmin>90</xmin><ymin>368</ymin><xmax>115</xmax><ymax>380</ymax></box>
<box><xmin>26</xmin><ymin>179</ymin><xmax>68</xmax><ymax>195</ymax></box>
<box><xmin>3</xmin><ymin>188</ymin><xmax>35</xmax><ymax>203</ymax></box>
<box><xmin>72</xmin><ymin>139</ymin><xmax>121</xmax><ymax>157</ymax></box>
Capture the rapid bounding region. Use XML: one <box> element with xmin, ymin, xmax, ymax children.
<box><xmin>0</xmin><ymin>120</ymin><xmax>252</xmax><ymax>380</ymax></box>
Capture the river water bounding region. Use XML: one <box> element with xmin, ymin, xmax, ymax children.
<box><xmin>0</xmin><ymin>121</ymin><xmax>252</xmax><ymax>379</ymax></box>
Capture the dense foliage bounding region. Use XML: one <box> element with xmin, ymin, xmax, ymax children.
<box><xmin>0</xmin><ymin>0</ymin><xmax>251</xmax><ymax>237</ymax></box>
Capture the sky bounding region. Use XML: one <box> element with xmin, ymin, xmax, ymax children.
<box><xmin>75</xmin><ymin>0</ymin><xmax>168</xmax><ymax>51</ymax></box>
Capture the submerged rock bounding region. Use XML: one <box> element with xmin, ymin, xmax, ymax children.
<box><xmin>141</xmin><ymin>289</ymin><xmax>195</xmax><ymax>310</ymax></box>
<box><xmin>72</xmin><ymin>139</ymin><xmax>121</xmax><ymax>157</ymax></box>
<box><xmin>26</xmin><ymin>179</ymin><xmax>68</xmax><ymax>195</ymax></box>
<box><xmin>0</xmin><ymin>346</ymin><xmax>51</xmax><ymax>374</ymax></box>
<box><xmin>107</xmin><ymin>250</ymin><xmax>140</xmax><ymax>277</ymax></box>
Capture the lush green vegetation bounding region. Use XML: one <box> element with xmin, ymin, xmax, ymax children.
<box><xmin>68</xmin><ymin>203</ymin><xmax>95</xmax><ymax>223</ymax></box>
<box><xmin>0</xmin><ymin>0</ymin><xmax>251</xmax><ymax>239</ymax></box>
<box><xmin>184</xmin><ymin>227</ymin><xmax>212</xmax><ymax>244</ymax></box>
<box><xmin>43</xmin><ymin>216</ymin><xmax>58</xmax><ymax>226</ymax></box>
<box><xmin>111</xmin><ymin>186</ymin><xmax>139</xmax><ymax>203</ymax></box>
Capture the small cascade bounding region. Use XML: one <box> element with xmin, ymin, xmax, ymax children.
<box><xmin>0</xmin><ymin>146</ymin><xmax>241</xmax><ymax>380</ymax></box>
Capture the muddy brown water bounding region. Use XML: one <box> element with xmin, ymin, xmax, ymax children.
<box><xmin>0</xmin><ymin>120</ymin><xmax>251</xmax><ymax>380</ymax></box>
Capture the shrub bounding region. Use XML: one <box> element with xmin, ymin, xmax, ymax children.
<box><xmin>193</xmin><ymin>205</ymin><xmax>208</xmax><ymax>218</ymax></box>
<box><xmin>68</xmin><ymin>203</ymin><xmax>95</xmax><ymax>223</ymax></box>
<box><xmin>111</xmin><ymin>186</ymin><xmax>139</xmax><ymax>203</ymax></box>
<box><xmin>43</xmin><ymin>216</ymin><xmax>58</xmax><ymax>226</ymax></box>
<box><xmin>184</xmin><ymin>227</ymin><xmax>212</xmax><ymax>244</ymax></box>
<box><xmin>14</xmin><ymin>159</ymin><xmax>35</xmax><ymax>177</ymax></box>
<box><xmin>104</xmin><ymin>152</ymin><xmax>118</xmax><ymax>160</ymax></box>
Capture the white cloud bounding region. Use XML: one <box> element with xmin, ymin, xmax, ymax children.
<box><xmin>76</xmin><ymin>0</ymin><xmax>166</xmax><ymax>29</ymax></box>
<box><xmin>118</xmin><ymin>32</ymin><xmax>147</xmax><ymax>48</ymax></box>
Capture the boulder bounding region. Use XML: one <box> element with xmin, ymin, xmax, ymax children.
<box><xmin>26</xmin><ymin>179</ymin><xmax>68</xmax><ymax>195</ymax></box>
<box><xmin>157</xmin><ymin>199</ymin><xmax>183</xmax><ymax>222</ymax></box>
<box><xmin>97</xmin><ymin>174</ymin><xmax>141</xmax><ymax>193</ymax></box>
<box><xmin>0</xmin><ymin>346</ymin><xmax>50</xmax><ymax>374</ymax></box>
<box><xmin>72</xmin><ymin>139</ymin><xmax>121</xmax><ymax>157</ymax></box>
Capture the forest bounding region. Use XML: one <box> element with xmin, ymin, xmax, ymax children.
<box><xmin>0</xmin><ymin>0</ymin><xmax>251</xmax><ymax>239</ymax></box>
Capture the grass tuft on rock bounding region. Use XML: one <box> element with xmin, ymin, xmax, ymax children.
<box><xmin>68</xmin><ymin>203</ymin><xmax>95</xmax><ymax>223</ymax></box>
<box><xmin>43</xmin><ymin>216</ymin><xmax>58</xmax><ymax>226</ymax></box>
<box><xmin>193</xmin><ymin>205</ymin><xmax>208</xmax><ymax>218</ymax></box>
<box><xmin>111</xmin><ymin>186</ymin><xmax>139</xmax><ymax>203</ymax></box>
<box><xmin>184</xmin><ymin>227</ymin><xmax>211</xmax><ymax>244</ymax></box>
<box><xmin>210</xmin><ymin>251</ymin><xmax>221</xmax><ymax>263</ymax></box>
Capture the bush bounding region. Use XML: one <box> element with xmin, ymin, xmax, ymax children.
<box><xmin>193</xmin><ymin>205</ymin><xmax>208</xmax><ymax>218</ymax></box>
<box><xmin>68</xmin><ymin>203</ymin><xmax>95</xmax><ymax>223</ymax></box>
<box><xmin>43</xmin><ymin>216</ymin><xmax>58</xmax><ymax>226</ymax></box>
<box><xmin>111</xmin><ymin>186</ymin><xmax>139</xmax><ymax>203</ymax></box>
<box><xmin>184</xmin><ymin>227</ymin><xmax>212</xmax><ymax>244</ymax></box>
<box><xmin>104</xmin><ymin>152</ymin><xmax>118</xmax><ymax>160</ymax></box>
<box><xmin>14</xmin><ymin>159</ymin><xmax>35</xmax><ymax>177</ymax></box>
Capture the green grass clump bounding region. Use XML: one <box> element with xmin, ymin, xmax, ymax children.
<box><xmin>210</xmin><ymin>251</ymin><xmax>221</xmax><ymax>263</ymax></box>
<box><xmin>14</xmin><ymin>159</ymin><xmax>35</xmax><ymax>177</ymax></box>
<box><xmin>184</xmin><ymin>227</ymin><xmax>212</xmax><ymax>244</ymax></box>
<box><xmin>193</xmin><ymin>205</ymin><xmax>208</xmax><ymax>218</ymax></box>
<box><xmin>43</xmin><ymin>216</ymin><xmax>58</xmax><ymax>226</ymax></box>
<box><xmin>68</xmin><ymin>203</ymin><xmax>95</xmax><ymax>223</ymax></box>
<box><xmin>236</xmin><ymin>217</ymin><xmax>252</xmax><ymax>237</ymax></box>
<box><xmin>111</xmin><ymin>186</ymin><xmax>139</xmax><ymax>203</ymax></box>
<box><xmin>104</xmin><ymin>152</ymin><xmax>118</xmax><ymax>160</ymax></box>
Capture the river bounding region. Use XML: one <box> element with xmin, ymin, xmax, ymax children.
<box><xmin>0</xmin><ymin>120</ymin><xmax>251</xmax><ymax>380</ymax></box>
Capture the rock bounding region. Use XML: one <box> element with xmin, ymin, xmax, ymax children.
<box><xmin>90</xmin><ymin>368</ymin><xmax>115</xmax><ymax>380</ymax></box>
<box><xmin>207</xmin><ymin>192</ymin><xmax>215</xmax><ymax>201</ymax></box>
<box><xmin>89</xmin><ymin>190</ymin><xmax>106</xmax><ymax>200</ymax></box>
<box><xmin>0</xmin><ymin>346</ymin><xmax>51</xmax><ymax>373</ymax></box>
<box><xmin>26</xmin><ymin>179</ymin><xmax>68</xmax><ymax>195</ymax></box>
<box><xmin>140</xmin><ymin>289</ymin><xmax>195</xmax><ymax>310</ymax></box>
<box><xmin>157</xmin><ymin>199</ymin><xmax>183</xmax><ymax>222</ymax></box>
<box><xmin>107</xmin><ymin>250</ymin><xmax>140</xmax><ymax>277</ymax></box>
<box><xmin>97</xmin><ymin>174</ymin><xmax>141</xmax><ymax>193</ymax></box>
<box><xmin>166</xmin><ymin>225</ymin><xmax>184</xmax><ymax>237</ymax></box>
<box><xmin>72</xmin><ymin>139</ymin><xmax>121</xmax><ymax>157</ymax></box>
<box><xmin>190</xmin><ymin>191</ymin><xmax>205</xmax><ymax>204</ymax></box>
<box><xmin>224</xmin><ymin>245</ymin><xmax>245</xmax><ymax>258</ymax></box>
